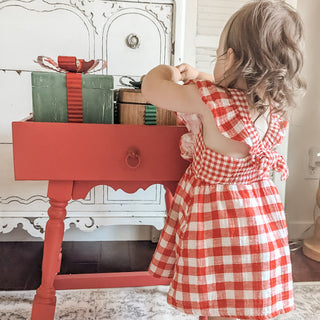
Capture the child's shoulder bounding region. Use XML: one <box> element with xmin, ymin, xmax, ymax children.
<box><xmin>191</xmin><ymin>80</ymin><xmax>245</xmax><ymax>108</ymax></box>
<box><xmin>192</xmin><ymin>80</ymin><xmax>242</xmax><ymax>97</ymax></box>
<box><xmin>192</xmin><ymin>79</ymin><xmax>220</xmax><ymax>92</ymax></box>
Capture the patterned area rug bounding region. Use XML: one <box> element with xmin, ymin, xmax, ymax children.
<box><xmin>0</xmin><ymin>282</ymin><xmax>319</xmax><ymax>320</ymax></box>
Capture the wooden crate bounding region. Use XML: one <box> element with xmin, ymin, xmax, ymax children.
<box><xmin>118</xmin><ymin>89</ymin><xmax>177</xmax><ymax>125</ymax></box>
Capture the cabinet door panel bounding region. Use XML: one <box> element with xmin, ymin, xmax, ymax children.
<box><xmin>105</xmin><ymin>2</ymin><xmax>173</xmax><ymax>84</ymax></box>
<box><xmin>0</xmin><ymin>5</ymin><xmax>92</xmax><ymax>71</ymax></box>
<box><xmin>107</xmin><ymin>10</ymin><xmax>163</xmax><ymax>76</ymax></box>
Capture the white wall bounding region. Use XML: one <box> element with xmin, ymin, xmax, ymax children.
<box><xmin>194</xmin><ymin>0</ymin><xmax>248</xmax><ymax>72</ymax></box>
<box><xmin>285</xmin><ymin>0</ymin><xmax>320</xmax><ymax>239</ymax></box>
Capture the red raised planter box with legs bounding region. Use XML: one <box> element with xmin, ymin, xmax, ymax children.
<box><xmin>12</xmin><ymin>119</ymin><xmax>188</xmax><ymax>320</ymax></box>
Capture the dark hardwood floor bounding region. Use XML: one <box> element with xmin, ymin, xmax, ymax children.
<box><xmin>290</xmin><ymin>246</ymin><xmax>320</xmax><ymax>282</ymax></box>
<box><xmin>0</xmin><ymin>241</ymin><xmax>319</xmax><ymax>290</ymax></box>
<box><xmin>0</xmin><ymin>241</ymin><xmax>157</xmax><ymax>290</ymax></box>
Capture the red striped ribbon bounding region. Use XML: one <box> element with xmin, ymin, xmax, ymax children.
<box><xmin>58</xmin><ymin>57</ymin><xmax>85</xmax><ymax>122</ymax></box>
<box><xmin>66</xmin><ymin>73</ymin><xmax>83</xmax><ymax>122</ymax></box>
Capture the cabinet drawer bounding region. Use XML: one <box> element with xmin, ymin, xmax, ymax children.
<box><xmin>12</xmin><ymin>121</ymin><xmax>188</xmax><ymax>181</ymax></box>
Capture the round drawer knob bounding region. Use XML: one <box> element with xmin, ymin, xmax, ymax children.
<box><xmin>126</xmin><ymin>33</ymin><xmax>140</xmax><ymax>49</ymax></box>
<box><xmin>125</xmin><ymin>147</ymin><xmax>141</xmax><ymax>169</ymax></box>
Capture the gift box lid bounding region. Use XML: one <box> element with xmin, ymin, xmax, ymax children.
<box><xmin>32</xmin><ymin>71</ymin><xmax>113</xmax><ymax>89</ymax></box>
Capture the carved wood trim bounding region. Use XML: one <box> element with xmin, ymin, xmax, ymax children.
<box><xmin>0</xmin><ymin>0</ymin><xmax>96</xmax><ymax>65</ymax></box>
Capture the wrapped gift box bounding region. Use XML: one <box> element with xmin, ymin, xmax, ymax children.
<box><xmin>118</xmin><ymin>88</ymin><xmax>177</xmax><ymax>125</ymax></box>
<box><xmin>32</xmin><ymin>71</ymin><xmax>114</xmax><ymax>123</ymax></box>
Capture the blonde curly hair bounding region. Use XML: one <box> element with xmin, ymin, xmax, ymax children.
<box><xmin>221</xmin><ymin>0</ymin><xmax>306</xmax><ymax>119</ymax></box>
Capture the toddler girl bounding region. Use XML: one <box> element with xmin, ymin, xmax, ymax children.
<box><xmin>141</xmin><ymin>1</ymin><xmax>306</xmax><ymax>319</ymax></box>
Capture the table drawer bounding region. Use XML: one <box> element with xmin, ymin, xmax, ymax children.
<box><xmin>12</xmin><ymin>121</ymin><xmax>188</xmax><ymax>181</ymax></box>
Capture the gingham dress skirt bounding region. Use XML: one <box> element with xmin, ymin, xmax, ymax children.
<box><xmin>148</xmin><ymin>81</ymin><xmax>294</xmax><ymax>319</ymax></box>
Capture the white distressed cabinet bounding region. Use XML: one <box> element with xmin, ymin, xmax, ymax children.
<box><xmin>0</xmin><ymin>0</ymin><xmax>290</xmax><ymax>241</ymax></box>
<box><xmin>0</xmin><ymin>0</ymin><xmax>187</xmax><ymax>240</ymax></box>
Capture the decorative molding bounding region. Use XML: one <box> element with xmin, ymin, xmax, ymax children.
<box><xmin>0</xmin><ymin>215</ymin><xmax>166</xmax><ymax>239</ymax></box>
<box><xmin>145</xmin><ymin>4</ymin><xmax>172</xmax><ymax>34</ymax></box>
<box><xmin>0</xmin><ymin>0</ymin><xmax>92</xmax><ymax>26</ymax></box>
<box><xmin>0</xmin><ymin>195</ymin><xmax>48</xmax><ymax>205</ymax></box>
<box><xmin>69</xmin><ymin>0</ymin><xmax>123</xmax><ymax>35</ymax></box>
<box><xmin>0</xmin><ymin>217</ymin><xmax>44</xmax><ymax>238</ymax></box>
<box><xmin>0</xmin><ymin>190</ymin><xmax>94</xmax><ymax>206</ymax></box>
<box><xmin>33</xmin><ymin>217</ymin><xmax>98</xmax><ymax>234</ymax></box>
<box><xmin>107</xmin><ymin>0</ymin><xmax>174</xmax><ymax>3</ymax></box>
<box><xmin>0</xmin><ymin>0</ymin><xmax>95</xmax><ymax>62</ymax></box>
<box><xmin>0</xmin><ymin>217</ymin><xmax>104</xmax><ymax>239</ymax></box>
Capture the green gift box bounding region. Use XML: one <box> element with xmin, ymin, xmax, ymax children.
<box><xmin>31</xmin><ymin>71</ymin><xmax>114</xmax><ymax>123</ymax></box>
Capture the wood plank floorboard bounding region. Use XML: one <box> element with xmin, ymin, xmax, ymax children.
<box><xmin>0</xmin><ymin>241</ymin><xmax>319</xmax><ymax>290</ymax></box>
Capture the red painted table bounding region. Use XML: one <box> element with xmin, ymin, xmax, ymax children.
<box><xmin>12</xmin><ymin>119</ymin><xmax>189</xmax><ymax>320</ymax></box>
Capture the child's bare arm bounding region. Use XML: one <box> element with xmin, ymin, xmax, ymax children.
<box><xmin>142</xmin><ymin>64</ymin><xmax>249</xmax><ymax>159</ymax></box>
<box><xmin>141</xmin><ymin>65</ymin><xmax>207</xmax><ymax>115</ymax></box>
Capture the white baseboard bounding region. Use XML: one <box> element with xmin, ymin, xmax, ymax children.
<box><xmin>1</xmin><ymin>220</ymin><xmax>315</xmax><ymax>243</ymax></box>
<box><xmin>287</xmin><ymin>221</ymin><xmax>315</xmax><ymax>240</ymax></box>
<box><xmin>0</xmin><ymin>225</ymin><xmax>154</xmax><ymax>242</ymax></box>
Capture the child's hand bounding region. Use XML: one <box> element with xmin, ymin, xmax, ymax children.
<box><xmin>176</xmin><ymin>63</ymin><xmax>199</xmax><ymax>83</ymax></box>
<box><xmin>176</xmin><ymin>63</ymin><xmax>215</xmax><ymax>83</ymax></box>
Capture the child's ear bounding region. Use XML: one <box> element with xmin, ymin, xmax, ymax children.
<box><xmin>224</xmin><ymin>48</ymin><xmax>235</xmax><ymax>71</ymax></box>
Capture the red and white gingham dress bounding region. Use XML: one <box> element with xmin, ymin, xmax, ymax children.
<box><xmin>149</xmin><ymin>81</ymin><xmax>294</xmax><ymax>319</ymax></box>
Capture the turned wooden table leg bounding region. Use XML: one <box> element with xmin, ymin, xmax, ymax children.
<box><xmin>164</xmin><ymin>186</ymin><xmax>174</xmax><ymax>213</ymax></box>
<box><xmin>31</xmin><ymin>181</ymin><xmax>73</xmax><ymax>320</ymax></box>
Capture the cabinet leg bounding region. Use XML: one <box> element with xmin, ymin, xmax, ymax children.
<box><xmin>164</xmin><ymin>186</ymin><xmax>173</xmax><ymax>214</ymax></box>
<box><xmin>31</xmin><ymin>181</ymin><xmax>72</xmax><ymax>320</ymax></box>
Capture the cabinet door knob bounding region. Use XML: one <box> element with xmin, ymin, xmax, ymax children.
<box><xmin>126</xmin><ymin>33</ymin><xmax>140</xmax><ymax>49</ymax></box>
<box><xmin>125</xmin><ymin>147</ymin><xmax>141</xmax><ymax>168</ymax></box>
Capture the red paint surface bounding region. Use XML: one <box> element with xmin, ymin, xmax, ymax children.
<box><xmin>12</xmin><ymin>120</ymin><xmax>188</xmax><ymax>320</ymax></box>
